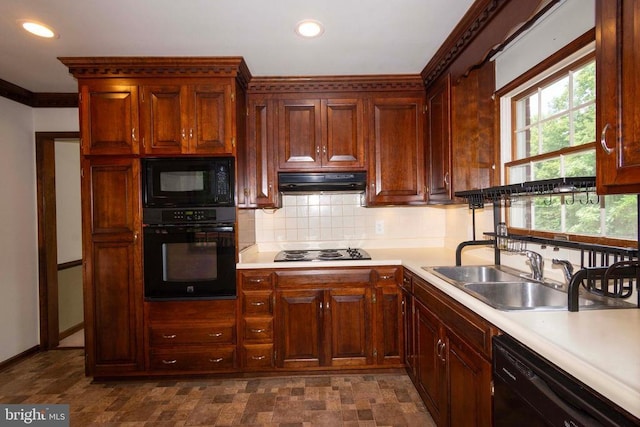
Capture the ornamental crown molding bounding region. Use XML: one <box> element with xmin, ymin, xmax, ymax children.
<box><xmin>58</xmin><ymin>56</ymin><xmax>252</xmax><ymax>89</ymax></box>
<box><xmin>248</xmin><ymin>75</ymin><xmax>424</xmax><ymax>94</ymax></box>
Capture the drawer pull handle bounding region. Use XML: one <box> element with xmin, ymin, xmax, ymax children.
<box><xmin>249</xmin><ymin>278</ymin><xmax>264</xmax><ymax>283</ymax></box>
<box><xmin>600</xmin><ymin>123</ymin><xmax>614</xmax><ymax>154</ymax></box>
<box><xmin>251</xmin><ymin>301</ymin><xmax>265</xmax><ymax>306</ymax></box>
<box><xmin>251</xmin><ymin>355</ymin><xmax>266</xmax><ymax>360</ymax></box>
<box><xmin>209</xmin><ymin>357</ymin><xmax>224</xmax><ymax>363</ymax></box>
<box><xmin>162</xmin><ymin>334</ymin><xmax>177</xmax><ymax>339</ymax></box>
<box><xmin>380</xmin><ymin>275</ymin><xmax>394</xmax><ymax>280</ymax></box>
<box><xmin>209</xmin><ymin>332</ymin><xmax>223</xmax><ymax>337</ymax></box>
<box><xmin>251</xmin><ymin>328</ymin><xmax>266</xmax><ymax>333</ymax></box>
<box><xmin>162</xmin><ymin>359</ymin><xmax>177</xmax><ymax>365</ymax></box>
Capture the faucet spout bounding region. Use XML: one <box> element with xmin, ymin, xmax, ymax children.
<box><xmin>522</xmin><ymin>250</ymin><xmax>544</xmax><ymax>281</ymax></box>
<box><xmin>552</xmin><ymin>259</ymin><xmax>574</xmax><ymax>284</ymax></box>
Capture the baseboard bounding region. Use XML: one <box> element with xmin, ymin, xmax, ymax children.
<box><xmin>59</xmin><ymin>322</ymin><xmax>84</xmax><ymax>340</ymax></box>
<box><xmin>0</xmin><ymin>345</ymin><xmax>40</xmax><ymax>372</ymax></box>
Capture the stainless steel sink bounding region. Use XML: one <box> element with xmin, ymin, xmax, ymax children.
<box><xmin>462</xmin><ymin>281</ymin><xmax>597</xmax><ymax>311</ymax></box>
<box><xmin>423</xmin><ymin>265</ymin><xmax>635</xmax><ymax>311</ymax></box>
<box><xmin>429</xmin><ymin>265</ymin><xmax>523</xmax><ymax>285</ymax></box>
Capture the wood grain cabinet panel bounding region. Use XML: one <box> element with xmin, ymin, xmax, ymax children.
<box><xmin>367</xmin><ymin>96</ymin><xmax>426</xmax><ymax>205</ymax></box>
<box><xmin>596</xmin><ymin>0</ymin><xmax>640</xmax><ymax>193</ymax></box>
<box><xmin>141</xmin><ymin>82</ymin><xmax>234</xmax><ymax>155</ymax></box>
<box><xmin>406</xmin><ymin>272</ymin><xmax>496</xmax><ymax>427</ymax></box>
<box><xmin>80</xmin><ymin>84</ymin><xmax>139</xmax><ymax>155</ymax></box>
<box><xmin>426</xmin><ymin>75</ymin><xmax>452</xmax><ymax>203</ymax></box>
<box><xmin>82</xmin><ymin>157</ymin><xmax>143</xmax><ymax>376</ymax></box>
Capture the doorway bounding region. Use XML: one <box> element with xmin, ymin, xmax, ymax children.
<box><xmin>36</xmin><ymin>131</ymin><xmax>82</xmax><ymax>349</ymax></box>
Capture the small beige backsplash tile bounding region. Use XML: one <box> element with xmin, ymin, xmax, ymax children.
<box><xmin>255</xmin><ymin>193</ymin><xmax>447</xmax><ymax>247</ymax></box>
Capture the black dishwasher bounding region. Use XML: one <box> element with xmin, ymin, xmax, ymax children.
<box><xmin>493</xmin><ymin>335</ymin><xmax>638</xmax><ymax>427</ymax></box>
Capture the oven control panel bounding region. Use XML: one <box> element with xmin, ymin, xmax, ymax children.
<box><xmin>143</xmin><ymin>207</ymin><xmax>236</xmax><ymax>225</ymax></box>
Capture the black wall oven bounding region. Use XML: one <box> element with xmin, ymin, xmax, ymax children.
<box><xmin>142</xmin><ymin>156</ymin><xmax>237</xmax><ymax>301</ymax></box>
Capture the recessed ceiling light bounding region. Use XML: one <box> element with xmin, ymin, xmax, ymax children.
<box><xmin>295</xmin><ymin>20</ymin><xmax>324</xmax><ymax>38</ymax></box>
<box><xmin>19</xmin><ymin>20</ymin><xmax>58</xmax><ymax>39</ymax></box>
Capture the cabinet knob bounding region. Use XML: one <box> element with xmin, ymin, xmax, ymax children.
<box><xmin>600</xmin><ymin>123</ymin><xmax>614</xmax><ymax>154</ymax></box>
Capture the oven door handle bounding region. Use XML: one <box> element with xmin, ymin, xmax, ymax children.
<box><xmin>144</xmin><ymin>224</ymin><xmax>234</xmax><ymax>233</ymax></box>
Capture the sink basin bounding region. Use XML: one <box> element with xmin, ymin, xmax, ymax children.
<box><xmin>429</xmin><ymin>265</ymin><xmax>524</xmax><ymax>285</ymax></box>
<box><xmin>462</xmin><ymin>281</ymin><xmax>597</xmax><ymax>311</ymax></box>
<box><xmin>423</xmin><ymin>265</ymin><xmax>634</xmax><ymax>311</ymax></box>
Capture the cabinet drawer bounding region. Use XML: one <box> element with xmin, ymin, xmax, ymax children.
<box><xmin>375</xmin><ymin>267</ymin><xmax>400</xmax><ymax>285</ymax></box>
<box><xmin>242</xmin><ymin>292</ymin><xmax>273</xmax><ymax>315</ymax></box>
<box><xmin>243</xmin><ymin>344</ymin><xmax>274</xmax><ymax>368</ymax></box>
<box><xmin>149</xmin><ymin>324</ymin><xmax>235</xmax><ymax>346</ymax></box>
<box><xmin>241</xmin><ymin>272</ymin><xmax>274</xmax><ymax>290</ymax></box>
<box><xmin>149</xmin><ymin>346</ymin><xmax>236</xmax><ymax>371</ymax></box>
<box><xmin>243</xmin><ymin>318</ymin><xmax>273</xmax><ymax>342</ymax></box>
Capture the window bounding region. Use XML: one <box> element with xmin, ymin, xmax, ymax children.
<box><xmin>503</xmin><ymin>50</ymin><xmax>637</xmax><ymax>243</ymax></box>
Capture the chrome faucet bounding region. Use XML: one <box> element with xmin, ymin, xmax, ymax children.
<box><xmin>522</xmin><ymin>250</ymin><xmax>544</xmax><ymax>281</ymax></box>
<box><xmin>552</xmin><ymin>259</ymin><xmax>574</xmax><ymax>284</ymax></box>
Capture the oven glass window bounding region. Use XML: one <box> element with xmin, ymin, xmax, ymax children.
<box><xmin>162</xmin><ymin>241</ymin><xmax>218</xmax><ymax>282</ymax></box>
<box><xmin>160</xmin><ymin>171</ymin><xmax>205</xmax><ymax>192</ymax></box>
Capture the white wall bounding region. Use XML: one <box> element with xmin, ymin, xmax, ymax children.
<box><xmin>0</xmin><ymin>99</ymin><xmax>78</xmax><ymax>363</ymax></box>
<box><xmin>54</xmin><ymin>140</ymin><xmax>82</xmax><ymax>263</ymax></box>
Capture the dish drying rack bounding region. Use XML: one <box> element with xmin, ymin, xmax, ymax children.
<box><xmin>454</xmin><ymin>177</ymin><xmax>639</xmax><ymax>311</ymax></box>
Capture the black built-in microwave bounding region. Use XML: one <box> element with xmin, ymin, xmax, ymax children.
<box><xmin>142</xmin><ymin>157</ymin><xmax>234</xmax><ymax>208</ymax></box>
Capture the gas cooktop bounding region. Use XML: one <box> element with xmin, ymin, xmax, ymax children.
<box><xmin>274</xmin><ymin>248</ymin><xmax>372</xmax><ymax>262</ymax></box>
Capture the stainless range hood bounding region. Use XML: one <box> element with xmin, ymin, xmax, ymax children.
<box><xmin>278</xmin><ymin>172</ymin><xmax>367</xmax><ymax>194</ymax></box>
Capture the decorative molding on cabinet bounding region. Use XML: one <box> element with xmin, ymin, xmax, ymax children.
<box><xmin>248</xmin><ymin>75</ymin><xmax>425</xmax><ymax>94</ymax></box>
<box><xmin>58</xmin><ymin>56</ymin><xmax>253</xmax><ymax>89</ymax></box>
<box><xmin>421</xmin><ymin>0</ymin><xmax>560</xmax><ymax>88</ymax></box>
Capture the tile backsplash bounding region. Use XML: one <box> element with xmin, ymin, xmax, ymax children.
<box><xmin>254</xmin><ymin>194</ymin><xmax>448</xmax><ymax>249</ymax></box>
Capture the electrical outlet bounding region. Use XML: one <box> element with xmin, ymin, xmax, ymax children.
<box><xmin>375</xmin><ymin>220</ymin><xmax>384</xmax><ymax>235</ymax></box>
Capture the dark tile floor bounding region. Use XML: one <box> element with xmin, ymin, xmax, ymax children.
<box><xmin>0</xmin><ymin>349</ymin><xmax>435</xmax><ymax>426</ymax></box>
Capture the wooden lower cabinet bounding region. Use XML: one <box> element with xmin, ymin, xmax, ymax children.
<box><xmin>145</xmin><ymin>300</ymin><xmax>237</xmax><ymax>374</ymax></box>
<box><xmin>405</xmin><ymin>270</ymin><xmax>496</xmax><ymax>427</ymax></box>
<box><xmin>237</xmin><ymin>266</ymin><xmax>403</xmax><ymax>372</ymax></box>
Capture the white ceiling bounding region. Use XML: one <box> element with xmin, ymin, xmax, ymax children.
<box><xmin>0</xmin><ymin>0</ymin><xmax>474</xmax><ymax>93</ymax></box>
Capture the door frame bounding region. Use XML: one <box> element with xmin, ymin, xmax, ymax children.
<box><xmin>36</xmin><ymin>131</ymin><xmax>80</xmax><ymax>349</ymax></box>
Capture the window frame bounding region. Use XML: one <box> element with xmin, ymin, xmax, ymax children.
<box><xmin>496</xmin><ymin>30</ymin><xmax>637</xmax><ymax>247</ymax></box>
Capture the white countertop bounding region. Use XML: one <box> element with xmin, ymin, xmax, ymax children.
<box><xmin>238</xmin><ymin>246</ymin><xmax>640</xmax><ymax>419</ymax></box>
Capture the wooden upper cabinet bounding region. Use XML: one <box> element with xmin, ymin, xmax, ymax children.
<box><xmin>240</xmin><ymin>97</ymin><xmax>279</xmax><ymax>208</ymax></box>
<box><xmin>277</xmin><ymin>97</ymin><xmax>366</xmax><ymax>170</ymax></box>
<box><xmin>277</xmin><ymin>98</ymin><xmax>323</xmax><ymax>169</ymax></box>
<box><xmin>367</xmin><ymin>96</ymin><xmax>426</xmax><ymax>205</ymax></box>
<box><xmin>426</xmin><ymin>75</ymin><xmax>452</xmax><ymax>203</ymax></box>
<box><xmin>323</xmin><ymin>98</ymin><xmax>366</xmax><ymax>169</ymax></box>
<box><xmin>596</xmin><ymin>0</ymin><xmax>640</xmax><ymax>194</ymax></box>
<box><xmin>141</xmin><ymin>82</ymin><xmax>234</xmax><ymax>155</ymax></box>
<box><xmin>80</xmin><ymin>84</ymin><xmax>139</xmax><ymax>156</ymax></box>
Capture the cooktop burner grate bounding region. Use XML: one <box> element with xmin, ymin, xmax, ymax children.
<box><xmin>274</xmin><ymin>248</ymin><xmax>371</xmax><ymax>262</ymax></box>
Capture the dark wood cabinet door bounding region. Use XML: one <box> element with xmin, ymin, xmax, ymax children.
<box><xmin>414</xmin><ymin>300</ymin><xmax>445</xmax><ymax>426</ymax></box>
<box><xmin>375</xmin><ymin>285</ymin><xmax>403</xmax><ymax>366</ymax></box>
<box><xmin>275</xmin><ymin>289</ymin><xmax>323</xmax><ymax>368</ymax></box>
<box><xmin>322</xmin><ymin>98</ymin><xmax>366</xmax><ymax>169</ymax></box>
<box><xmin>243</xmin><ymin>98</ymin><xmax>278</xmax><ymax>207</ymax></box>
<box><xmin>80</xmin><ymin>84</ymin><xmax>139</xmax><ymax>155</ymax></box>
<box><xmin>278</xmin><ymin>99</ymin><xmax>322</xmax><ymax>169</ymax></box>
<box><xmin>190</xmin><ymin>84</ymin><xmax>233</xmax><ymax>154</ymax></box>
<box><xmin>446</xmin><ymin>333</ymin><xmax>492</xmax><ymax>427</ymax></box>
<box><xmin>426</xmin><ymin>74</ymin><xmax>452</xmax><ymax>203</ymax></box>
<box><xmin>402</xmin><ymin>288</ymin><xmax>415</xmax><ymax>376</ymax></box>
<box><xmin>327</xmin><ymin>287</ymin><xmax>372</xmax><ymax>366</ymax></box>
<box><xmin>367</xmin><ymin>96</ymin><xmax>426</xmax><ymax>205</ymax></box>
<box><xmin>140</xmin><ymin>85</ymin><xmax>187</xmax><ymax>154</ymax></box>
<box><xmin>596</xmin><ymin>0</ymin><xmax>640</xmax><ymax>193</ymax></box>
<box><xmin>82</xmin><ymin>158</ymin><xmax>143</xmax><ymax>376</ymax></box>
